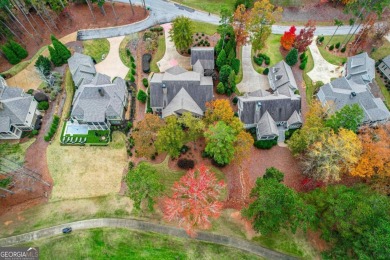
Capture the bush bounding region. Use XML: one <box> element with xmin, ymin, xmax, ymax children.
<box><xmin>44</xmin><ymin>135</ymin><xmax>51</xmax><ymax>142</ymax></box>
<box><xmin>254</xmin><ymin>56</ymin><xmax>263</xmax><ymax>66</ymax></box>
<box><xmin>8</xmin><ymin>40</ymin><xmax>28</xmax><ymax>59</ymax></box>
<box><xmin>335</xmin><ymin>42</ymin><xmax>340</xmax><ymax>49</ymax></box>
<box><xmin>299</xmin><ymin>61</ymin><xmax>307</xmax><ymax>70</ymax></box>
<box><xmin>180</xmin><ymin>145</ymin><xmax>190</xmax><ymax>154</ymax></box>
<box><xmin>50</xmin><ymin>35</ymin><xmax>71</xmax><ymax>66</ymax></box>
<box><xmin>126</xmin><ymin>49</ymin><xmax>131</xmax><ymax>57</ymax></box>
<box><xmin>285</xmin><ymin>48</ymin><xmax>298</xmax><ymax>66</ymax></box>
<box><xmin>254</xmin><ymin>139</ymin><xmax>277</xmax><ymax>149</ymax></box>
<box><xmin>216</xmin><ymin>82</ymin><xmax>225</xmax><ymax>94</ymax></box>
<box><xmin>264</xmin><ymin>57</ymin><xmax>270</xmax><ymax>65</ymax></box>
<box><xmin>1</xmin><ymin>45</ymin><xmax>21</xmax><ymax>65</ymax></box>
<box><xmin>263</xmin><ymin>167</ymin><xmax>284</xmax><ymax>182</ymax></box>
<box><xmin>232</xmin><ymin>96</ymin><xmax>238</xmax><ymax>105</ymax></box>
<box><xmin>177</xmin><ymin>159</ymin><xmax>195</xmax><ymax>170</ymax></box>
<box><xmin>284</xmin><ymin>128</ymin><xmax>298</xmax><ymax>141</ymax></box>
<box><xmin>142</xmin><ymin>78</ymin><xmax>148</xmax><ymax>87</ymax></box>
<box><xmin>130</xmin><ymin>75</ymin><xmax>135</xmax><ymax>82</ymax></box>
<box><xmin>131</xmin><ymin>68</ymin><xmax>136</xmax><ymax>75</ymax></box>
<box><xmin>131</xmin><ymin>62</ymin><xmax>136</xmax><ymax>69</ymax></box>
<box><xmin>27</xmin><ymin>89</ymin><xmax>34</xmax><ymax>95</ymax></box>
<box><xmin>35</xmin><ymin>55</ymin><xmax>52</xmax><ymax>76</ymax></box>
<box><xmin>294</xmin><ymin>89</ymin><xmax>300</xmax><ymax>95</ymax></box>
<box><xmin>32</xmin><ymin>129</ymin><xmax>39</xmax><ymax>136</ymax></box>
<box><xmin>299</xmin><ymin>52</ymin><xmax>306</xmax><ymax>60</ymax></box>
<box><xmin>231</xmin><ymin>58</ymin><xmax>240</xmax><ymax>74</ymax></box>
<box><xmin>341</xmin><ymin>47</ymin><xmax>346</xmax><ymax>53</ymax></box>
<box><xmin>130</xmin><ymin>56</ymin><xmax>135</xmax><ymax>62</ymax></box>
<box><xmin>137</xmin><ymin>90</ymin><xmax>147</xmax><ymax>103</ymax></box>
<box><xmin>38</xmin><ymin>101</ymin><xmax>49</xmax><ymax>110</ymax></box>
<box><xmin>329</xmin><ymin>45</ymin><xmax>334</xmax><ymax>51</ymax></box>
<box><xmin>263</xmin><ymin>68</ymin><xmax>269</xmax><ymax>75</ymax></box>
<box><xmin>201</xmin><ymin>150</ymin><xmax>211</xmax><ymax>158</ymax></box>
<box><xmin>319</xmin><ymin>36</ymin><xmax>325</xmax><ymax>43</ymax></box>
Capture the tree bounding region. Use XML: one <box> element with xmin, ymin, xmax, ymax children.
<box><xmin>216</xmin><ymin>49</ymin><xmax>227</xmax><ymax>69</ymax></box>
<box><xmin>303</xmin><ymin>128</ymin><xmax>362</xmax><ymax>182</ymax></box>
<box><xmin>234</xmin><ymin>130</ymin><xmax>253</xmax><ymax>164</ymax></box>
<box><xmin>263</xmin><ymin>167</ymin><xmax>284</xmax><ymax>183</ymax></box>
<box><xmin>280</xmin><ymin>25</ymin><xmax>296</xmax><ymax>51</ymax></box>
<box><xmin>49</xmin><ymin>35</ymin><xmax>71</xmax><ymax>66</ymax></box>
<box><xmin>204</xmin><ymin>122</ymin><xmax>236</xmax><ymax>165</ymax></box>
<box><xmin>285</xmin><ymin>47</ymin><xmax>298</xmax><ymax>66</ymax></box>
<box><xmin>204</xmin><ymin>99</ymin><xmax>235</xmax><ymax>125</ymax></box>
<box><xmin>169</xmin><ymin>16</ymin><xmax>193</xmax><ymax>51</ymax></box>
<box><xmin>126</xmin><ymin>163</ymin><xmax>164</xmax><ymax>212</ymax></box>
<box><xmin>1</xmin><ymin>45</ymin><xmax>21</xmax><ymax>64</ymax></box>
<box><xmin>137</xmin><ymin>89</ymin><xmax>147</xmax><ymax>103</ymax></box>
<box><xmin>325</xmin><ymin>104</ymin><xmax>364</xmax><ymax>132</ymax></box>
<box><xmin>155</xmin><ymin>116</ymin><xmax>185</xmax><ymax>158</ymax></box>
<box><xmin>294</xmin><ymin>20</ymin><xmax>316</xmax><ymax>53</ymax></box>
<box><xmin>351</xmin><ymin>125</ymin><xmax>390</xmax><ymax>179</ymax></box>
<box><xmin>219</xmin><ymin>64</ymin><xmax>232</xmax><ymax>85</ymax></box>
<box><xmin>246</xmin><ymin>0</ymin><xmax>282</xmax><ymax>51</ymax></box>
<box><xmin>231</xmin><ymin>58</ymin><xmax>240</xmax><ymax>74</ymax></box>
<box><xmin>232</xmin><ymin>4</ymin><xmax>249</xmax><ymax>49</ymax></box>
<box><xmin>216</xmin><ymin>82</ymin><xmax>225</xmax><ymax>94</ymax></box>
<box><xmin>326</xmin><ymin>19</ymin><xmax>344</xmax><ymax>47</ymax></box>
<box><xmin>217</xmin><ymin>7</ymin><xmax>233</xmax><ymax>49</ymax></box>
<box><xmin>162</xmin><ymin>165</ymin><xmax>225</xmax><ymax>237</ymax></box>
<box><xmin>178</xmin><ymin>112</ymin><xmax>205</xmax><ymax>145</ymax></box>
<box><xmin>48</xmin><ymin>45</ymin><xmax>61</xmax><ymax>67</ymax></box>
<box><xmin>242</xmin><ymin>177</ymin><xmax>314</xmax><ymax>235</ymax></box>
<box><xmin>7</xmin><ymin>40</ymin><xmax>28</xmax><ymax>59</ymax></box>
<box><xmin>304</xmin><ymin>185</ymin><xmax>390</xmax><ymax>259</ymax></box>
<box><xmin>132</xmin><ymin>114</ymin><xmax>164</xmax><ymax>159</ymax></box>
<box><xmin>35</xmin><ymin>55</ymin><xmax>52</xmax><ymax>76</ymax></box>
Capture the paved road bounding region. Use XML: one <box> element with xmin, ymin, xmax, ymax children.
<box><xmin>0</xmin><ymin>218</ymin><xmax>297</xmax><ymax>260</ymax></box>
<box><xmin>78</xmin><ymin>0</ymin><xmax>361</xmax><ymax>40</ymax></box>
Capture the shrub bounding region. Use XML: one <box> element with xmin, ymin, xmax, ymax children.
<box><xmin>231</xmin><ymin>58</ymin><xmax>240</xmax><ymax>74</ymax></box>
<box><xmin>263</xmin><ymin>68</ymin><xmax>269</xmax><ymax>75</ymax></box>
<box><xmin>299</xmin><ymin>61</ymin><xmax>307</xmax><ymax>70</ymax></box>
<box><xmin>329</xmin><ymin>45</ymin><xmax>334</xmax><ymax>51</ymax></box>
<box><xmin>27</xmin><ymin>89</ymin><xmax>34</xmax><ymax>95</ymax></box>
<box><xmin>216</xmin><ymin>82</ymin><xmax>225</xmax><ymax>94</ymax></box>
<box><xmin>146</xmin><ymin>107</ymin><xmax>153</xmax><ymax>113</ymax></box>
<box><xmin>44</xmin><ymin>135</ymin><xmax>51</xmax><ymax>142</ymax></box>
<box><xmin>130</xmin><ymin>75</ymin><xmax>135</xmax><ymax>82</ymax></box>
<box><xmin>201</xmin><ymin>150</ymin><xmax>211</xmax><ymax>158</ymax></box>
<box><xmin>177</xmin><ymin>159</ymin><xmax>195</xmax><ymax>170</ymax></box>
<box><xmin>50</xmin><ymin>35</ymin><xmax>71</xmax><ymax>66</ymax></box>
<box><xmin>254</xmin><ymin>139</ymin><xmax>277</xmax><ymax>149</ymax></box>
<box><xmin>232</xmin><ymin>96</ymin><xmax>238</xmax><ymax>105</ymax></box>
<box><xmin>341</xmin><ymin>47</ymin><xmax>346</xmax><ymax>53</ymax></box>
<box><xmin>38</xmin><ymin>101</ymin><xmax>49</xmax><ymax>110</ymax></box>
<box><xmin>254</xmin><ymin>56</ymin><xmax>263</xmax><ymax>66</ymax></box>
<box><xmin>142</xmin><ymin>78</ymin><xmax>148</xmax><ymax>87</ymax></box>
<box><xmin>284</xmin><ymin>128</ymin><xmax>297</xmax><ymax>141</ymax></box>
<box><xmin>32</xmin><ymin>129</ymin><xmax>39</xmax><ymax>136</ymax></box>
<box><xmin>35</xmin><ymin>55</ymin><xmax>52</xmax><ymax>76</ymax></box>
<box><xmin>335</xmin><ymin>42</ymin><xmax>340</xmax><ymax>49</ymax></box>
<box><xmin>8</xmin><ymin>40</ymin><xmax>28</xmax><ymax>59</ymax></box>
<box><xmin>263</xmin><ymin>167</ymin><xmax>284</xmax><ymax>182</ymax></box>
<box><xmin>130</xmin><ymin>56</ymin><xmax>135</xmax><ymax>62</ymax></box>
<box><xmin>131</xmin><ymin>68</ymin><xmax>136</xmax><ymax>75</ymax></box>
<box><xmin>126</xmin><ymin>49</ymin><xmax>131</xmax><ymax>57</ymax></box>
<box><xmin>319</xmin><ymin>36</ymin><xmax>325</xmax><ymax>43</ymax></box>
<box><xmin>131</xmin><ymin>62</ymin><xmax>136</xmax><ymax>69</ymax></box>
<box><xmin>264</xmin><ymin>57</ymin><xmax>270</xmax><ymax>65</ymax></box>
<box><xmin>299</xmin><ymin>52</ymin><xmax>306</xmax><ymax>60</ymax></box>
<box><xmin>1</xmin><ymin>45</ymin><xmax>21</xmax><ymax>65</ymax></box>
<box><xmin>285</xmin><ymin>48</ymin><xmax>298</xmax><ymax>66</ymax></box>
<box><xmin>180</xmin><ymin>145</ymin><xmax>190</xmax><ymax>154</ymax></box>
<box><xmin>294</xmin><ymin>89</ymin><xmax>300</xmax><ymax>95</ymax></box>
<box><xmin>137</xmin><ymin>90</ymin><xmax>147</xmax><ymax>103</ymax></box>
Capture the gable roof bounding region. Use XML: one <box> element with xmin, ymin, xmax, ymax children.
<box><xmin>68</xmin><ymin>52</ymin><xmax>96</xmax><ymax>87</ymax></box>
<box><xmin>268</xmin><ymin>60</ymin><xmax>298</xmax><ymax>91</ymax></box>
<box><xmin>0</xmin><ymin>116</ymin><xmax>11</xmax><ymax>132</ymax></box>
<box><xmin>287</xmin><ymin>110</ymin><xmax>302</xmax><ymax>126</ymax></box>
<box><xmin>162</xmin><ymin>88</ymin><xmax>204</xmax><ymax>118</ymax></box>
<box><xmin>191</xmin><ymin>47</ymin><xmax>215</xmax><ymax>70</ymax></box>
<box><xmin>382</xmin><ymin>55</ymin><xmax>390</xmax><ymax>67</ymax></box>
<box><xmin>256</xmin><ymin>111</ymin><xmax>278</xmax><ymax>138</ymax></box>
<box><xmin>346</xmin><ymin>52</ymin><xmax>375</xmax><ymax>85</ymax></box>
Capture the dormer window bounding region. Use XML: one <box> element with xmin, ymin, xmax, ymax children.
<box><xmin>273</xmin><ymin>67</ymin><xmax>279</xmax><ymax>73</ymax></box>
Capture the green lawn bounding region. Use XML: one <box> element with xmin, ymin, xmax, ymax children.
<box><xmin>252</xmin><ymin>34</ymin><xmax>284</xmax><ymax>74</ymax></box>
<box><xmin>192</xmin><ymin>20</ymin><xmax>219</xmax><ymax>35</ymax></box>
<box><xmin>375</xmin><ymin>72</ymin><xmax>390</xmax><ymax>108</ymax></box>
<box><xmin>236</xmin><ymin>46</ymin><xmax>243</xmax><ymax>84</ymax></box>
<box><xmin>173</xmin><ymin>0</ymin><xmax>236</xmax><ymax>14</ymax></box>
<box><xmin>371</xmin><ymin>39</ymin><xmax>390</xmax><ymax>61</ymax></box>
<box><xmin>303</xmin><ymin>50</ymin><xmax>315</xmax><ymax>103</ymax></box>
<box><xmin>83</xmin><ymin>39</ymin><xmax>110</xmax><ymax>63</ymax></box>
<box><xmin>317</xmin><ymin>35</ymin><xmax>347</xmax><ymax>66</ymax></box>
<box><xmin>21</xmin><ymin>228</ymin><xmax>261</xmax><ymax>260</ymax></box>
<box><xmin>119</xmin><ymin>34</ymin><xmax>138</xmax><ymax>68</ymax></box>
<box><xmin>61</xmin><ymin>121</ymin><xmax>110</xmax><ymax>145</ymax></box>
<box><xmin>150</xmin><ymin>36</ymin><xmax>166</xmax><ymax>73</ymax></box>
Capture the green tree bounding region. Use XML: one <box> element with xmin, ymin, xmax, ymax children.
<box><xmin>178</xmin><ymin>112</ymin><xmax>205</xmax><ymax>145</ymax></box>
<box><xmin>1</xmin><ymin>45</ymin><xmax>21</xmax><ymax>65</ymax></box>
<box><xmin>50</xmin><ymin>34</ymin><xmax>71</xmax><ymax>66</ymax></box>
<box><xmin>7</xmin><ymin>40</ymin><xmax>28</xmax><ymax>59</ymax></box>
<box><xmin>242</xmin><ymin>177</ymin><xmax>314</xmax><ymax>235</ymax></box>
<box><xmin>137</xmin><ymin>89</ymin><xmax>147</xmax><ymax>103</ymax></box>
<box><xmin>304</xmin><ymin>185</ymin><xmax>390</xmax><ymax>259</ymax></box>
<box><xmin>216</xmin><ymin>49</ymin><xmax>227</xmax><ymax>69</ymax></box>
<box><xmin>285</xmin><ymin>47</ymin><xmax>298</xmax><ymax>66</ymax></box>
<box><xmin>219</xmin><ymin>65</ymin><xmax>232</xmax><ymax>85</ymax></box>
<box><xmin>48</xmin><ymin>45</ymin><xmax>61</xmax><ymax>67</ymax></box>
<box><xmin>216</xmin><ymin>82</ymin><xmax>225</xmax><ymax>94</ymax></box>
<box><xmin>217</xmin><ymin>7</ymin><xmax>233</xmax><ymax>49</ymax></box>
<box><xmin>263</xmin><ymin>167</ymin><xmax>284</xmax><ymax>183</ymax></box>
<box><xmin>126</xmin><ymin>163</ymin><xmax>164</xmax><ymax>212</ymax></box>
<box><xmin>325</xmin><ymin>104</ymin><xmax>364</xmax><ymax>132</ymax></box>
<box><xmin>231</xmin><ymin>58</ymin><xmax>240</xmax><ymax>74</ymax></box>
<box><xmin>226</xmin><ymin>70</ymin><xmax>236</xmax><ymax>95</ymax></box>
<box><xmin>35</xmin><ymin>55</ymin><xmax>52</xmax><ymax>76</ymax></box>
<box><xmin>169</xmin><ymin>16</ymin><xmax>193</xmax><ymax>51</ymax></box>
<box><xmin>155</xmin><ymin>116</ymin><xmax>185</xmax><ymax>158</ymax></box>
<box><xmin>204</xmin><ymin>121</ymin><xmax>236</xmax><ymax>165</ymax></box>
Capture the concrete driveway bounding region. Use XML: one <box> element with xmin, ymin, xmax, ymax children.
<box><xmin>307</xmin><ymin>38</ymin><xmax>343</xmax><ymax>84</ymax></box>
<box><xmin>157</xmin><ymin>23</ymin><xmax>191</xmax><ymax>72</ymax></box>
<box><xmin>95</xmin><ymin>36</ymin><xmax>129</xmax><ymax>79</ymax></box>
<box><xmin>237</xmin><ymin>44</ymin><xmax>270</xmax><ymax>93</ymax></box>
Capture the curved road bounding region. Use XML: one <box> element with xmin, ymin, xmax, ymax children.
<box><xmin>78</xmin><ymin>0</ymin><xmax>361</xmax><ymax>40</ymax></box>
<box><xmin>0</xmin><ymin>218</ymin><xmax>297</xmax><ymax>260</ymax></box>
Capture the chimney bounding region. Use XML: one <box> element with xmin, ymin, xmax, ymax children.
<box><xmin>162</xmin><ymin>84</ymin><xmax>168</xmax><ymax>108</ymax></box>
<box><xmin>98</xmin><ymin>88</ymin><xmax>104</xmax><ymax>97</ymax></box>
<box><xmin>254</xmin><ymin>101</ymin><xmax>261</xmax><ymax>123</ymax></box>
<box><xmin>244</xmin><ymin>92</ymin><xmax>249</xmax><ymax>99</ymax></box>
<box><xmin>350</xmin><ymin>92</ymin><xmax>356</xmax><ymax>98</ymax></box>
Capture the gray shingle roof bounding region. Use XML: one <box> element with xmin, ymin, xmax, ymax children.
<box><xmin>256</xmin><ymin>111</ymin><xmax>279</xmax><ymax>138</ymax></box>
<box><xmin>68</xmin><ymin>53</ymin><xmax>96</xmax><ymax>87</ymax></box>
<box><xmin>346</xmin><ymin>52</ymin><xmax>375</xmax><ymax>85</ymax></box>
<box><xmin>0</xmin><ymin>96</ymin><xmax>35</xmax><ymax>126</ymax></box>
<box><xmin>191</xmin><ymin>47</ymin><xmax>215</xmax><ymax>70</ymax></box>
<box><xmin>382</xmin><ymin>55</ymin><xmax>390</xmax><ymax>67</ymax></box>
<box><xmin>268</xmin><ymin>60</ymin><xmax>298</xmax><ymax>91</ymax></box>
<box><xmin>287</xmin><ymin>110</ymin><xmax>302</xmax><ymax>126</ymax></box>
<box><xmin>0</xmin><ymin>116</ymin><xmax>10</xmax><ymax>132</ymax></box>
<box><xmin>162</xmin><ymin>88</ymin><xmax>204</xmax><ymax>118</ymax></box>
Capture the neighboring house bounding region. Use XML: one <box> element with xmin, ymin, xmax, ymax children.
<box><xmin>344</xmin><ymin>52</ymin><xmax>375</xmax><ymax>85</ymax></box>
<box><xmin>237</xmin><ymin>61</ymin><xmax>302</xmax><ymax>140</ymax></box>
<box><xmin>378</xmin><ymin>55</ymin><xmax>390</xmax><ymax>81</ymax></box>
<box><xmin>150</xmin><ymin>48</ymin><xmax>214</xmax><ymax>118</ymax></box>
<box><xmin>0</xmin><ymin>76</ymin><xmax>39</xmax><ymax>140</ymax></box>
<box><xmin>68</xmin><ymin>52</ymin><xmax>96</xmax><ymax>88</ymax></box>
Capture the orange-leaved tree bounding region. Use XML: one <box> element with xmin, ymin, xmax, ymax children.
<box><xmin>162</xmin><ymin>165</ymin><xmax>226</xmax><ymax>237</ymax></box>
<box><xmin>234</xmin><ymin>130</ymin><xmax>254</xmax><ymax>164</ymax></box>
<box><xmin>204</xmin><ymin>99</ymin><xmax>234</xmax><ymax>125</ymax></box>
<box><xmin>281</xmin><ymin>25</ymin><xmax>296</xmax><ymax>50</ymax></box>
<box><xmin>233</xmin><ymin>4</ymin><xmax>249</xmax><ymax>49</ymax></box>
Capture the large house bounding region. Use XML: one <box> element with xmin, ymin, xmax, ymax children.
<box><xmin>149</xmin><ymin>47</ymin><xmax>214</xmax><ymax>118</ymax></box>
<box><xmin>68</xmin><ymin>52</ymin><xmax>96</xmax><ymax>88</ymax></box>
<box><xmin>67</xmin><ymin>53</ymin><xmax>128</xmax><ymax>130</ymax></box>
<box><xmin>0</xmin><ymin>76</ymin><xmax>39</xmax><ymax>140</ymax></box>
<box><xmin>378</xmin><ymin>55</ymin><xmax>390</xmax><ymax>82</ymax></box>
<box><xmin>317</xmin><ymin>53</ymin><xmax>390</xmax><ymax>124</ymax></box>
<box><xmin>237</xmin><ymin>61</ymin><xmax>302</xmax><ymax>140</ymax></box>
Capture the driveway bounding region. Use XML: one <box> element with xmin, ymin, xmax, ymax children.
<box><xmin>237</xmin><ymin>44</ymin><xmax>270</xmax><ymax>93</ymax></box>
<box><xmin>307</xmin><ymin>38</ymin><xmax>343</xmax><ymax>84</ymax></box>
<box><xmin>95</xmin><ymin>36</ymin><xmax>129</xmax><ymax>80</ymax></box>
<box><xmin>157</xmin><ymin>23</ymin><xmax>191</xmax><ymax>72</ymax></box>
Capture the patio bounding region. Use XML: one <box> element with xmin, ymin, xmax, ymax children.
<box><xmin>61</xmin><ymin>121</ymin><xmax>110</xmax><ymax>145</ymax></box>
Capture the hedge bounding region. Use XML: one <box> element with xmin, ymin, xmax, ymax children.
<box><xmin>263</xmin><ymin>68</ymin><xmax>269</xmax><ymax>75</ymax></box>
<box><xmin>254</xmin><ymin>138</ymin><xmax>277</xmax><ymax>149</ymax></box>
<box><xmin>142</xmin><ymin>78</ymin><xmax>148</xmax><ymax>87</ymax></box>
<box><xmin>38</xmin><ymin>101</ymin><xmax>49</xmax><ymax>110</ymax></box>
<box><xmin>137</xmin><ymin>89</ymin><xmax>147</xmax><ymax>103</ymax></box>
<box><xmin>44</xmin><ymin>115</ymin><xmax>60</xmax><ymax>142</ymax></box>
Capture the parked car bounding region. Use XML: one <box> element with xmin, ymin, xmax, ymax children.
<box><xmin>62</xmin><ymin>227</ymin><xmax>72</xmax><ymax>234</ymax></box>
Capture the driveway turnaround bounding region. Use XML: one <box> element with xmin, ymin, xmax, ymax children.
<box><xmin>237</xmin><ymin>44</ymin><xmax>270</xmax><ymax>93</ymax></box>
<box><xmin>0</xmin><ymin>218</ymin><xmax>297</xmax><ymax>260</ymax></box>
<box><xmin>95</xmin><ymin>36</ymin><xmax>129</xmax><ymax>80</ymax></box>
<box><xmin>157</xmin><ymin>23</ymin><xmax>191</xmax><ymax>72</ymax></box>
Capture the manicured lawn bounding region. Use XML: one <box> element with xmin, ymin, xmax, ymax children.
<box><xmin>303</xmin><ymin>50</ymin><xmax>315</xmax><ymax>103</ymax></box>
<box><xmin>119</xmin><ymin>34</ymin><xmax>138</xmax><ymax>68</ymax></box>
<box><xmin>371</xmin><ymin>39</ymin><xmax>390</xmax><ymax>61</ymax></box>
<box><xmin>317</xmin><ymin>35</ymin><xmax>347</xmax><ymax>66</ymax></box>
<box><xmin>192</xmin><ymin>20</ymin><xmax>219</xmax><ymax>35</ymax></box>
<box><xmin>83</xmin><ymin>39</ymin><xmax>110</xmax><ymax>63</ymax></box>
<box><xmin>150</xmin><ymin>35</ymin><xmax>166</xmax><ymax>73</ymax></box>
<box><xmin>174</xmin><ymin>0</ymin><xmax>236</xmax><ymax>14</ymax></box>
<box><xmin>375</xmin><ymin>72</ymin><xmax>390</xmax><ymax>108</ymax></box>
<box><xmin>261</xmin><ymin>34</ymin><xmax>283</xmax><ymax>67</ymax></box>
<box><xmin>236</xmin><ymin>46</ymin><xmax>243</xmax><ymax>84</ymax></box>
<box><xmin>22</xmin><ymin>228</ymin><xmax>261</xmax><ymax>260</ymax></box>
<box><xmin>60</xmin><ymin>121</ymin><xmax>110</xmax><ymax>145</ymax></box>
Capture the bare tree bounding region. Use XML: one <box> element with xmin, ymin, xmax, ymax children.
<box><xmin>109</xmin><ymin>0</ymin><xmax>118</xmax><ymax>20</ymax></box>
<box><xmin>85</xmin><ymin>0</ymin><xmax>96</xmax><ymax>21</ymax></box>
<box><xmin>128</xmin><ymin>0</ymin><xmax>134</xmax><ymax>15</ymax></box>
<box><xmin>10</xmin><ymin>0</ymin><xmax>39</xmax><ymax>35</ymax></box>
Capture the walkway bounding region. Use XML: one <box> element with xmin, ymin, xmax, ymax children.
<box><xmin>157</xmin><ymin>23</ymin><xmax>191</xmax><ymax>72</ymax></box>
<box><xmin>0</xmin><ymin>218</ymin><xmax>297</xmax><ymax>260</ymax></box>
<box><xmin>307</xmin><ymin>37</ymin><xmax>343</xmax><ymax>84</ymax></box>
<box><xmin>237</xmin><ymin>44</ymin><xmax>270</xmax><ymax>93</ymax></box>
<box><xmin>95</xmin><ymin>36</ymin><xmax>129</xmax><ymax>80</ymax></box>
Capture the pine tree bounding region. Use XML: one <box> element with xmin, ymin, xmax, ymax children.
<box><xmin>216</xmin><ymin>49</ymin><xmax>227</xmax><ymax>69</ymax></box>
<box><xmin>1</xmin><ymin>45</ymin><xmax>21</xmax><ymax>65</ymax></box>
<box><xmin>50</xmin><ymin>35</ymin><xmax>71</xmax><ymax>66</ymax></box>
<box><xmin>49</xmin><ymin>45</ymin><xmax>62</xmax><ymax>67</ymax></box>
<box><xmin>8</xmin><ymin>40</ymin><xmax>28</xmax><ymax>59</ymax></box>
<box><xmin>285</xmin><ymin>48</ymin><xmax>298</xmax><ymax>66</ymax></box>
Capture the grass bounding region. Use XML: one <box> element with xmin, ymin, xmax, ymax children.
<box><xmin>60</xmin><ymin>121</ymin><xmax>110</xmax><ymax>145</ymax></box>
<box><xmin>150</xmin><ymin>35</ymin><xmax>166</xmax><ymax>73</ymax></box>
<box><xmin>303</xmin><ymin>50</ymin><xmax>315</xmax><ymax>103</ymax></box>
<box><xmin>63</xmin><ymin>69</ymin><xmax>75</xmax><ymax>119</ymax></box>
<box><xmin>371</xmin><ymin>39</ymin><xmax>390</xmax><ymax>61</ymax></box>
<box><xmin>173</xmin><ymin>0</ymin><xmax>236</xmax><ymax>14</ymax></box>
<box><xmin>83</xmin><ymin>39</ymin><xmax>110</xmax><ymax>63</ymax></box>
<box><xmin>252</xmin><ymin>34</ymin><xmax>284</xmax><ymax>74</ymax></box>
<box><xmin>119</xmin><ymin>34</ymin><xmax>138</xmax><ymax>68</ymax></box>
<box><xmin>317</xmin><ymin>35</ymin><xmax>347</xmax><ymax>66</ymax></box>
<box><xmin>0</xmin><ymin>139</ymin><xmax>35</xmax><ymax>173</ymax></box>
<box><xmin>236</xmin><ymin>46</ymin><xmax>243</xmax><ymax>84</ymax></box>
<box><xmin>192</xmin><ymin>20</ymin><xmax>219</xmax><ymax>35</ymax></box>
<box><xmin>21</xmin><ymin>228</ymin><xmax>261</xmax><ymax>260</ymax></box>
<box><xmin>375</xmin><ymin>72</ymin><xmax>390</xmax><ymax>108</ymax></box>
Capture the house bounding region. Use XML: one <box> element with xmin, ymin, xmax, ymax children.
<box><xmin>237</xmin><ymin>61</ymin><xmax>302</xmax><ymax>140</ymax></box>
<box><xmin>150</xmin><ymin>48</ymin><xmax>214</xmax><ymax>118</ymax></box>
<box><xmin>317</xmin><ymin>53</ymin><xmax>390</xmax><ymax>125</ymax></box>
<box><xmin>378</xmin><ymin>55</ymin><xmax>390</xmax><ymax>81</ymax></box>
<box><xmin>0</xmin><ymin>76</ymin><xmax>40</xmax><ymax>140</ymax></box>
<box><xmin>68</xmin><ymin>52</ymin><xmax>96</xmax><ymax>88</ymax></box>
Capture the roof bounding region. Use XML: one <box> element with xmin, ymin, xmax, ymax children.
<box><xmin>162</xmin><ymin>88</ymin><xmax>204</xmax><ymax>118</ymax></box>
<box><xmin>256</xmin><ymin>111</ymin><xmax>279</xmax><ymax>137</ymax></box>
<box><xmin>0</xmin><ymin>116</ymin><xmax>10</xmax><ymax>132</ymax></box>
<box><xmin>317</xmin><ymin>77</ymin><xmax>390</xmax><ymax>123</ymax></box>
<box><xmin>287</xmin><ymin>110</ymin><xmax>302</xmax><ymax>126</ymax></box>
<box><xmin>346</xmin><ymin>52</ymin><xmax>375</xmax><ymax>85</ymax></box>
<box><xmin>0</xmin><ymin>96</ymin><xmax>35</xmax><ymax>127</ymax></box>
<box><xmin>382</xmin><ymin>55</ymin><xmax>390</xmax><ymax>67</ymax></box>
<box><xmin>68</xmin><ymin>53</ymin><xmax>96</xmax><ymax>87</ymax></box>
<box><xmin>191</xmin><ymin>47</ymin><xmax>215</xmax><ymax>70</ymax></box>
<box><xmin>268</xmin><ymin>60</ymin><xmax>298</xmax><ymax>91</ymax></box>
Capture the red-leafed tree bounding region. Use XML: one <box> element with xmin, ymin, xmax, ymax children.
<box><xmin>294</xmin><ymin>20</ymin><xmax>316</xmax><ymax>52</ymax></box>
<box><xmin>280</xmin><ymin>25</ymin><xmax>296</xmax><ymax>50</ymax></box>
<box><xmin>162</xmin><ymin>165</ymin><xmax>226</xmax><ymax>237</ymax></box>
